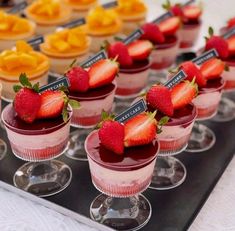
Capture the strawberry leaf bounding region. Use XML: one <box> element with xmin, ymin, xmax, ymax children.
<box><xmin>32</xmin><ymin>82</ymin><xmax>40</xmax><ymax>93</ymax></box>
<box><xmin>13</xmin><ymin>85</ymin><xmax>22</xmax><ymax>93</ymax></box>
<box><xmin>208</xmin><ymin>26</ymin><xmax>214</xmax><ymax>37</ymax></box>
<box><xmin>69</xmin><ymin>99</ymin><xmax>80</xmax><ymax>109</ymax></box>
<box><xmin>114</xmin><ymin>36</ymin><xmax>124</xmax><ymax>41</ymax></box>
<box><xmin>62</xmin><ymin>107</ymin><xmax>69</xmax><ymax>122</ymax></box>
<box><xmin>69</xmin><ymin>59</ymin><xmax>77</xmax><ymax>68</ymax></box>
<box><xmin>225</xmin><ymin>64</ymin><xmax>230</xmax><ymax>71</ymax></box>
<box><xmin>19</xmin><ymin>73</ymin><xmax>32</xmax><ymax>88</ymax></box>
<box><xmin>158</xmin><ymin>116</ymin><xmax>169</xmax><ymax>126</ymax></box>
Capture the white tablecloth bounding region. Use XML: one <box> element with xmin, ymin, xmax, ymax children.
<box><xmin>1</xmin><ymin>0</ymin><xmax>235</xmax><ymax>230</ymax></box>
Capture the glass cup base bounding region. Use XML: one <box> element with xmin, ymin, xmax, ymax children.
<box><xmin>212</xmin><ymin>97</ymin><xmax>235</xmax><ymax>122</ymax></box>
<box><xmin>149</xmin><ymin>156</ymin><xmax>187</xmax><ymax>190</ymax></box>
<box><xmin>185</xmin><ymin>123</ymin><xmax>216</xmax><ymax>153</ymax></box>
<box><xmin>158</xmin><ymin>143</ymin><xmax>188</xmax><ymax>157</ymax></box>
<box><xmin>0</xmin><ymin>139</ymin><xmax>7</xmax><ymax>161</ymax></box>
<box><xmin>65</xmin><ymin>129</ymin><xmax>92</xmax><ymax>161</ymax></box>
<box><xmin>90</xmin><ymin>194</ymin><xmax>151</xmax><ymax>231</ymax></box>
<box><xmin>13</xmin><ymin>160</ymin><xmax>72</xmax><ymax>197</ymax></box>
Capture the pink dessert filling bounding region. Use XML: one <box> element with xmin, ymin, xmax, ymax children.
<box><xmin>222</xmin><ymin>57</ymin><xmax>235</xmax><ymax>91</ymax></box>
<box><xmin>85</xmin><ymin>130</ymin><xmax>159</xmax><ymax>197</ymax></box>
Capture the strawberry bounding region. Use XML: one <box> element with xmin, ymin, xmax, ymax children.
<box><xmin>171</xmin><ymin>79</ymin><xmax>198</xmax><ymax>110</ymax></box>
<box><xmin>98</xmin><ymin>112</ymin><xmax>124</xmax><ymax>154</ymax></box>
<box><xmin>107</xmin><ymin>41</ymin><xmax>133</xmax><ymax>67</ymax></box>
<box><xmin>13</xmin><ymin>73</ymin><xmax>41</xmax><ymax>123</ymax></box>
<box><xmin>205</xmin><ymin>27</ymin><xmax>229</xmax><ymax>59</ymax></box>
<box><xmin>180</xmin><ymin>61</ymin><xmax>207</xmax><ymax>87</ymax></box>
<box><xmin>124</xmin><ymin>112</ymin><xmax>157</xmax><ymax>147</ymax></box>
<box><xmin>226</xmin><ymin>35</ymin><xmax>235</xmax><ymax>56</ymax></box>
<box><xmin>141</xmin><ymin>23</ymin><xmax>165</xmax><ymax>44</ymax></box>
<box><xmin>37</xmin><ymin>90</ymin><xmax>65</xmax><ymax>119</ymax></box>
<box><xmin>66</xmin><ymin>66</ymin><xmax>89</xmax><ymax>92</ymax></box>
<box><xmin>182</xmin><ymin>5</ymin><xmax>202</xmax><ymax>21</ymax></box>
<box><xmin>127</xmin><ymin>40</ymin><xmax>153</xmax><ymax>61</ymax></box>
<box><xmin>227</xmin><ymin>17</ymin><xmax>235</xmax><ymax>28</ymax></box>
<box><xmin>146</xmin><ymin>85</ymin><xmax>173</xmax><ymax>116</ymax></box>
<box><xmin>158</xmin><ymin>16</ymin><xmax>181</xmax><ymax>36</ymax></box>
<box><xmin>200</xmin><ymin>58</ymin><xmax>225</xmax><ymax>80</ymax></box>
<box><xmin>88</xmin><ymin>59</ymin><xmax>119</xmax><ymax>88</ymax></box>
<box><xmin>171</xmin><ymin>4</ymin><xmax>184</xmax><ymax>17</ymax></box>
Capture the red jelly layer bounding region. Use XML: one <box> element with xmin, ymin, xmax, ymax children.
<box><xmin>2</xmin><ymin>104</ymin><xmax>70</xmax><ymax>135</ymax></box>
<box><xmin>183</xmin><ymin>19</ymin><xmax>201</xmax><ymax>27</ymax></box>
<box><xmin>120</xmin><ymin>59</ymin><xmax>150</xmax><ymax>74</ymax></box>
<box><xmin>69</xmin><ymin>83</ymin><xmax>115</xmax><ymax>101</ymax></box>
<box><xmin>198</xmin><ymin>77</ymin><xmax>224</xmax><ymax>94</ymax></box>
<box><xmin>85</xmin><ymin>131</ymin><xmax>159</xmax><ymax>171</ymax></box>
<box><xmin>223</xmin><ymin>56</ymin><xmax>235</xmax><ymax>67</ymax></box>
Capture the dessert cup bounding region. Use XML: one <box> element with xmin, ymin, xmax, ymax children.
<box><xmin>115</xmin><ymin>60</ymin><xmax>151</xmax><ymax>99</ymax></box>
<box><xmin>0</xmin><ymin>83</ymin><xmax>7</xmax><ymax>160</ymax></box>
<box><xmin>85</xmin><ymin>130</ymin><xmax>160</xmax><ymax>230</ymax></box>
<box><xmin>65</xmin><ymin>82</ymin><xmax>116</xmax><ymax>160</ymax></box>
<box><xmin>1</xmin><ymin>104</ymin><xmax>73</xmax><ymax>197</ymax></box>
<box><xmin>186</xmin><ymin>77</ymin><xmax>225</xmax><ymax>152</ymax></box>
<box><xmin>149</xmin><ymin>103</ymin><xmax>197</xmax><ymax>190</ymax></box>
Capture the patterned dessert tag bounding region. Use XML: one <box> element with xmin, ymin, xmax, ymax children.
<box><xmin>123</xmin><ymin>29</ymin><xmax>144</xmax><ymax>45</ymax></box>
<box><xmin>152</xmin><ymin>11</ymin><xmax>173</xmax><ymax>24</ymax></box>
<box><xmin>192</xmin><ymin>49</ymin><xmax>218</xmax><ymax>65</ymax></box>
<box><xmin>182</xmin><ymin>0</ymin><xmax>196</xmax><ymax>6</ymax></box>
<box><xmin>61</xmin><ymin>18</ymin><xmax>86</xmax><ymax>29</ymax></box>
<box><xmin>222</xmin><ymin>26</ymin><xmax>235</xmax><ymax>39</ymax></box>
<box><xmin>164</xmin><ymin>70</ymin><xmax>187</xmax><ymax>89</ymax></box>
<box><xmin>81</xmin><ymin>50</ymin><xmax>107</xmax><ymax>68</ymax></box>
<box><xmin>7</xmin><ymin>1</ymin><xmax>27</xmax><ymax>14</ymax></box>
<box><xmin>39</xmin><ymin>77</ymin><xmax>70</xmax><ymax>93</ymax></box>
<box><xmin>102</xmin><ymin>1</ymin><xmax>118</xmax><ymax>8</ymax></box>
<box><xmin>27</xmin><ymin>36</ymin><xmax>44</xmax><ymax>50</ymax></box>
<box><xmin>115</xmin><ymin>99</ymin><xmax>147</xmax><ymax>123</ymax></box>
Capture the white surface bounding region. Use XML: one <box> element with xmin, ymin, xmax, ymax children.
<box><xmin>1</xmin><ymin>0</ymin><xmax>235</xmax><ymax>231</ymax></box>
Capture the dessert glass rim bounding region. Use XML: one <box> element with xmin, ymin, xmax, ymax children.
<box><xmin>85</xmin><ymin>129</ymin><xmax>160</xmax><ymax>171</ymax></box>
<box><xmin>1</xmin><ymin>103</ymin><xmax>72</xmax><ymax>135</ymax></box>
<box><xmin>198</xmin><ymin>77</ymin><xmax>225</xmax><ymax>94</ymax></box>
<box><xmin>120</xmin><ymin>59</ymin><xmax>151</xmax><ymax>73</ymax></box>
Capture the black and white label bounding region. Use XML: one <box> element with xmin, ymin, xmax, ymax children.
<box><xmin>222</xmin><ymin>26</ymin><xmax>235</xmax><ymax>39</ymax></box>
<box><xmin>7</xmin><ymin>1</ymin><xmax>27</xmax><ymax>14</ymax></box>
<box><xmin>27</xmin><ymin>36</ymin><xmax>44</xmax><ymax>48</ymax></box>
<box><xmin>182</xmin><ymin>0</ymin><xmax>195</xmax><ymax>7</ymax></box>
<box><xmin>192</xmin><ymin>49</ymin><xmax>218</xmax><ymax>65</ymax></box>
<box><xmin>81</xmin><ymin>50</ymin><xmax>107</xmax><ymax>68</ymax></box>
<box><xmin>152</xmin><ymin>11</ymin><xmax>173</xmax><ymax>24</ymax></box>
<box><xmin>39</xmin><ymin>77</ymin><xmax>70</xmax><ymax>92</ymax></box>
<box><xmin>123</xmin><ymin>29</ymin><xmax>144</xmax><ymax>45</ymax></box>
<box><xmin>164</xmin><ymin>70</ymin><xmax>187</xmax><ymax>89</ymax></box>
<box><xmin>102</xmin><ymin>1</ymin><xmax>118</xmax><ymax>8</ymax></box>
<box><xmin>61</xmin><ymin>18</ymin><xmax>86</xmax><ymax>29</ymax></box>
<box><xmin>115</xmin><ymin>99</ymin><xmax>147</xmax><ymax>123</ymax></box>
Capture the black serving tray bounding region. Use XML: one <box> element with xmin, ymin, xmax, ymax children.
<box><xmin>0</xmin><ymin>89</ymin><xmax>235</xmax><ymax>231</ymax></box>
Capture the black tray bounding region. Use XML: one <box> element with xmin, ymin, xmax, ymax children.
<box><xmin>1</xmin><ymin>95</ymin><xmax>235</xmax><ymax>231</ymax></box>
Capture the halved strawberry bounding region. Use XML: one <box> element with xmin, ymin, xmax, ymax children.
<box><xmin>205</xmin><ymin>27</ymin><xmax>229</xmax><ymax>59</ymax></box>
<box><xmin>127</xmin><ymin>40</ymin><xmax>153</xmax><ymax>61</ymax></box>
<box><xmin>37</xmin><ymin>90</ymin><xmax>65</xmax><ymax>119</ymax></box>
<box><xmin>158</xmin><ymin>16</ymin><xmax>181</xmax><ymax>36</ymax></box>
<box><xmin>182</xmin><ymin>5</ymin><xmax>202</xmax><ymax>21</ymax></box>
<box><xmin>226</xmin><ymin>35</ymin><xmax>235</xmax><ymax>56</ymax></box>
<box><xmin>141</xmin><ymin>23</ymin><xmax>165</xmax><ymax>44</ymax></box>
<box><xmin>227</xmin><ymin>17</ymin><xmax>235</xmax><ymax>28</ymax></box>
<box><xmin>124</xmin><ymin>112</ymin><xmax>157</xmax><ymax>147</ymax></box>
<box><xmin>171</xmin><ymin>79</ymin><xmax>198</xmax><ymax>110</ymax></box>
<box><xmin>98</xmin><ymin>112</ymin><xmax>124</xmax><ymax>155</ymax></box>
<box><xmin>200</xmin><ymin>58</ymin><xmax>225</xmax><ymax>80</ymax></box>
<box><xmin>107</xmin><ymin>41</ymin><xmax>133</xmax><ymax>67</ymax></box>
<box><xmin>146</xmin><ymin>85</ymin><xmax>173</xmax><ymax>116</ymax></box>
<box><xmin>88</xmin><ymin>59</ymin><xmax>119</xmax><ymax>88</ymax></box>
<box><xmin>180</xmin><ymin>61</ymin><xmax>207</xmax><ymax>87</ymax></box>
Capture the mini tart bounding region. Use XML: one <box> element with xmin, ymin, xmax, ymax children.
<box><xmin>40</xmin><ymin>27</ymin><xmax>91</xmax><ymax>74</ymax></box>
<box><xmin>85</xmin><ymin>6</ymin><xmax>122</xmax><ymax>52</ymax></box>
<box><xmin>24</xmin><ymin>0</ymin><xmax>72</xmax><ymax>35</ymax></box>
<box><xmin>0</xmin><ymin>41</ymin><xmax>50</xmax><ymax>101</ymax></box>
<box><xmin>0</xmin><ymin>11</ymin><xmax>36</xmax><ymax>50</ymax></box>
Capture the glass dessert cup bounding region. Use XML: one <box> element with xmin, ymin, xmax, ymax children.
<box><xmin>0</xmin><ymin>83</ymin><xmax>7</xmax><ymax>160</ymax></box>
<box><xmin>149</xmin><ymin>104</ymin><xmax>197</xmax><ymax>190</ymax></box>
<box><xmin>1</xmin><ymin>104</ymin><xmax>72</xmax><ymax>197</ymax></box>
<box><xmin>65</xmin><ymin>82</ymin><xmax>116</xmax><ymax>161</ymax></box>
<box><xmin>186</xmin><ymin>77</ymin><xmax>225</xmax><ymax>152</ymax></box>
<box><xmin>178</xmin><ymin>20</ymin><xmax>201</xmax><ymax>50</ymax></box>
<box><xmin>213</xmin><ymin>59</ymin><xmax>235</xmax><ymax>122</ymax></box>
<box><xmin>85</xmin><ymin>130</ymin><xmax>160</xmax><ymax>231</ymax></box>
